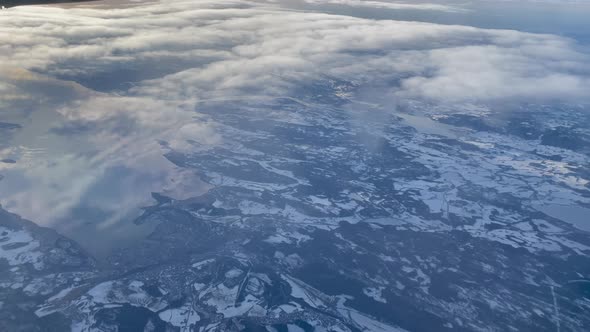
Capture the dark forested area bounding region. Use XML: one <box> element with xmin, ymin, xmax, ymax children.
<box><xmin>2</xmin><ymin>0</ymin><xmax>97</xmax><ymax>7</ymax></box>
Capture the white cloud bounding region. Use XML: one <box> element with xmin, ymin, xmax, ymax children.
<box><xmin>300</xmin><ymin>0</ymin><xmax>466</xmax><ymax>12</ymax></box>
<box><xmin>1</xmin><ymin>0</ymin><xmax>588</xmax><ymax>104</ymax></box>
<box><xmin>398</xmin><ymin>44</ymin><xmax>590</xmax><ymax>101</ymax></box>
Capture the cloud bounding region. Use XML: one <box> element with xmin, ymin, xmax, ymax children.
<box><xmin>300</xmin><ymin>0</ymin><xmax>466</xmax><ymax>12</ymax></box>
<box><xmin>398</xmin><ymin>43</ymin><xmax>590</xmax><ymax>102</ymax></box>
<box><xmin>1</xmin><ymin>0</ymin><xmax>588</xmax><ymax>104</ymax></box>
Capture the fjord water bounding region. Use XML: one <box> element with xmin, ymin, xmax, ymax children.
<box><xmin>0</xmin><ymin>71</ymin><xmax>209</xmax><ymax>259</ymax></box>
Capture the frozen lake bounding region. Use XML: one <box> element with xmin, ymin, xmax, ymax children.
<box><xmin>535</xmin><ymin>204</ymin><xmax>590</xmax><ymax>232</ymax></box>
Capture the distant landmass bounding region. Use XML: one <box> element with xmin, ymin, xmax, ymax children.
<box><xmin>1</xmin><ymin>0</ymin><xmax>97</xmax><ymax>8</ymax></box>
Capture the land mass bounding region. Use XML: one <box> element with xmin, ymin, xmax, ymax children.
<box><xmin>1</xmin><ymin>0</ymin><xmax>97</xmax><ymax>8</ymax></box>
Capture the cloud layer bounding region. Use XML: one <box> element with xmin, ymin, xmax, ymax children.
<box><xmin>300</xmin><ymin>0</ymin><xmax>466</xmax><ymax>12</ymax></box>
<box><xmin>1</xmin><ymin>0</ymin><xmax>589</xmax><ymax>103</ymax></box>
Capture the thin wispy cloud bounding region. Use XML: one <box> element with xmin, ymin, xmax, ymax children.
<box><xmin>300</xmin><ymin>0</ymin><xmax>467</xmax><ymax>12</ymax></box>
